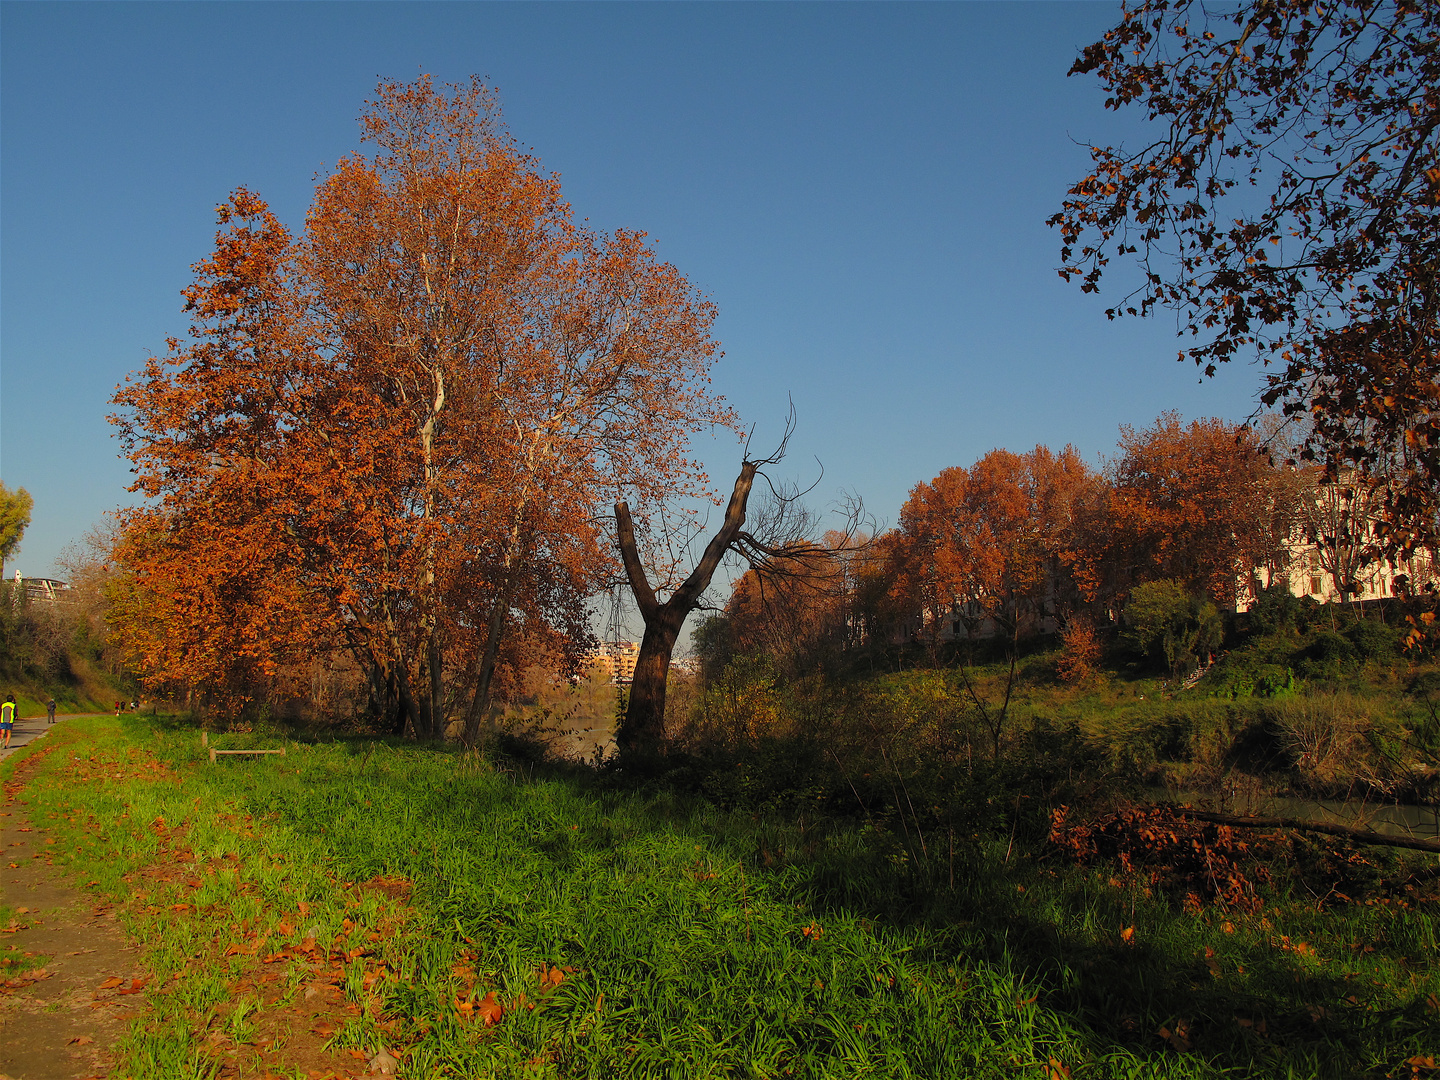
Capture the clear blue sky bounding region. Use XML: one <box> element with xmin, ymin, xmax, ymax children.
<box><xmin>1</xmin><ymin>0</ymin><xmax>1263</xmax><ymax>582</ymax></box>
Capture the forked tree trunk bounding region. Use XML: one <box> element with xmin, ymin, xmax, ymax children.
<box><xmin>615</xmin><ymin>461</ymin><xmax>758</xmax><ymax>763</ymax></box>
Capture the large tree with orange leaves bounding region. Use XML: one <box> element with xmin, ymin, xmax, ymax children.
<box><xmin>1104</xmin><ymin>413</ymin><xmax>1300</xmax><ymax>608</ymax></box>
<box><xmin>112</xmin><ymin>77</ymin><xmax>733</xmax><ymax>734</ymax></box>
<box><xmin>893</xmin><ymin>446</ymin><xmax>1094</xmax><ymax>640</ymax></box>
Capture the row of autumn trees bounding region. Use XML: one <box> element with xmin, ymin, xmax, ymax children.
<box><xmin>108</xmin><ymin>77</ymin><xmax>738</xmax><ymax>740</ymax></box>
<box><xmin>709</xmin><ymin>412</ymin><xmax>1394</xmax><ymax>677</ymax></box>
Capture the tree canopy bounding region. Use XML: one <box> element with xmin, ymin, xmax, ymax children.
<box><xmin>0</xmin><ymin>483</ymin><xmax>33</xmax><ymax>579</ymax></box>
<box><xmin>1052</xmin><ymin>0</ymin><xmax>1439</xmax><ymax>550</ymax></box>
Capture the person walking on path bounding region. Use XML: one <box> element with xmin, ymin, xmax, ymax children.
<box><xmin>46</xmin><ymin>699</ymin><xmax>56</xmax><ymax>725</ymax></box>
<box><xmin>1</xmin><ymin>696</ymin><xmax>14</xmax><ymax>749</ymax></box>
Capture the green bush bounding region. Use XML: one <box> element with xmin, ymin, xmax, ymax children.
<box><xmin>1123</xmin><ymin>579</ymin><xmax>1224</xmax><ymax>677</ymax></box>
<box><xmin>1246</xmin><ymin>583</ymin><xmax>1306</xmax><ymax>636</ymax></box>
<box><xmin>1293</xmin><ymin>629</ymin><xmax>1359</xmax><ymax>681</ymax></box>
<box><xmin>1344</xmin><ymin>617</ymin><xmax>1401</xmax><ymax>661</ymax></box>
<box><xmin>1202</xmin><ymin>649</ymin><xmax>1297</xmax><ymax>699</ymax></box>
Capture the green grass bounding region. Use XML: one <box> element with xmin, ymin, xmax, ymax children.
<box><xmin>4</xmin><ymin>716</ymin><xmax>1436</xmax><ymax>1078</ymax></box>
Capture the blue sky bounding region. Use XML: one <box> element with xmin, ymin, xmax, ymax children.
<box><xmin>1</xmin><ymin>1</ymin><xmax>1264</xmax><ymax>583</ymax></box>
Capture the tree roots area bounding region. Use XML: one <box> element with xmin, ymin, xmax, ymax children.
<box><xmin>0</xmin><ymin>715</ymin><xmax>1433</xmax><ymax>1080</ymax></box>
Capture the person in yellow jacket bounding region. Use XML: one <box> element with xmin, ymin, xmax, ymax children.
<box><xmin>0</xmin><ymin>696</ymin><xmax>14</xmax><ymax>749</ymax></box>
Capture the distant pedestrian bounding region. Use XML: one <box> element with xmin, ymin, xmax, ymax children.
<box><xmin>1</xmin><ymin>696</ymin><xmax>14</xmax><ymax>749</ymax></box>
<box><xmin>114</xmin><ymin>700</ymin><xmax>123</xmax><ymax>717</ymax></box>
<box><xmin>46</xmin><ymin>699</ymin><xmax>56</xmax><ymax>725</ymax></box>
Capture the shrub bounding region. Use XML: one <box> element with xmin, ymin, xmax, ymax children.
<box><xmin>1246</xmin><ymin>583</ymin><xmax>1307</xmax><ymax>637</ymax></box>
<box><xmin>1264</xmin><ymin>693</ymin><xmax>1370</xmax><ymax>788</ymax></box>
<box><xmin>1293</xmin><ymin>629</ymin><xmax>1359</xmax><ymax>681</ymax></box>
<box><xmin>1054</xmin><ymin>616</ymin><xmax>1102</xmax><ymax>684</ymax></box>
<box><xmin>1123</xmin><ymin>580</ymin><xmax>1224</xmax><ymax>677</ymax></box>
<box><xmin>1344</xmin><ymin>617</ymin><xmax>1400</xmax><ymax>661</ymax></box>
<box><xmin>1203</xmin><ymin>656</ymin><xmax>1296</xmax><ymax>699</ymax></box>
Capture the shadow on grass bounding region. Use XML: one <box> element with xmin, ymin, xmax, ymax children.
<box><xmin>138</xmin><ymin>712</ymin><xmax>1432</xmax><ymax>1077</ymax></box>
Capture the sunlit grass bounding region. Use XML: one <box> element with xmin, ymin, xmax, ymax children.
<box><xmin>3</xmin><ymin>716</ymin><xmax>1435</xmax><ymax>1078</ymax></box>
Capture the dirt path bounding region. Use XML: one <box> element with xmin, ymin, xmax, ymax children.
<box><xmin>0</xmin><ymin>778</ymin><xmax>148</xmax><ymax>1080</ymax></box>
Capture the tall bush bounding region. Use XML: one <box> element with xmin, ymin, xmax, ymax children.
<box><xmin>1123</xmin><ymin>579</ymin><xmax>1223</xmax><ymax>677</ymax></box>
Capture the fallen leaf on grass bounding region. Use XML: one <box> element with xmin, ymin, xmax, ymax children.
<box><xmin>368</xmin><ymin>1047</ymin><xmax>400</xmax><ymax>1075</ymax></box>
<box><xmin>117</xmin><ymin>978</ymin><xmax>146</xmax><ymax>995</ymax></box>
<box><xmin>476</xmin><ymin>990</ymin><xmax>504</xmax><ymax>1026</ymax></box>
<box><xmin>1235</xmin><ymin>1016</ymin><xmax>1268</xmax><ymax>1036</ymax></box>
<box><xmin>345</xmin><ymin>1048</ymin><xmax>367</xmax><ymax>1061</ymax></box>
<box><xmin>1045</xmin><ymin>1057</ymin><xmax>1071</xmax><ymax>1080</ymax></box>
<box><xmin>1120</xmin><ymin>926</ymin><xmax>1134</xmax><ymax>943</ymax></box>
<box><xmin>538</xmin><ymin>965</ymin><xmax>565</xmax><ymax>989</ymax></box>
<box><xmin>97</xmin><ymin>976</ymin><xmax>124</xmax><ymax>990</ymax></box>
<box><xmin>1158</xmin><ymin>1024</ymin><xmax>1193</xmax><ymax>1051</ymax></box>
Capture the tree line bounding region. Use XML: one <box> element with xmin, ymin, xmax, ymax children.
<box><xmin>699</xmin><ymin>411</ymin><xmax>1421</xmax><ymax>684</ymax></box>
<box><xmin>93</xmin><ymin>0</ymin><xmax>1436</xmax><ymax>750</ymax></box>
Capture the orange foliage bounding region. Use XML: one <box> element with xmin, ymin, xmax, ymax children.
<box><xmin>1054</xmin><ymin>615</ymin><xmax>1102</xmax><ymax>684</ymax></box>
<box><xmin>892</xmin><ymin>446</ymin><xmax>1094</xmax><ymax>638</ymax></box>
<box><xmin>111</xmin><ymin>77</ymin><xmax>734</xmax><ymax>732</ymax></box>
<box><xmin>1105</xmin><ymin>413</ymin><xmax>1299</xmax><ymax>608</ymax></box>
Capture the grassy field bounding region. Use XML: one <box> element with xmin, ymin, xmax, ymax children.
<box><xmin>4</xmin><ymin>715</ymin><xmax>1436</xmax><ymax>1079</ymax></box>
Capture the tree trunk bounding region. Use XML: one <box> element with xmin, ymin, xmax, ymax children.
<box><xmin>615</xmin><ymin>461</ymin><xmax>758</xmax><ymax>763</ymax></box>
<box><xmin>461</xmin><ymin>588</ymin><xmax>511</xmax><ymax>747</ymax></box>
<box><xmin>618</xmin><ymin>608</ymin><xmax>687</xmax><ymax>759</ymax></box>
<box><xmin>426</xmin><ymin>636</ymin><xmax>444</xmax><ymax>739</ymax></box>
<box><xmin>1172</xmin><ymin>807</ymin><xmax>1440</xmax><ymax>855</ymax></box>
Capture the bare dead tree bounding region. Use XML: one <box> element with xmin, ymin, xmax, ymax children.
<box><xmin>612</xmin><ymin>410</ymin><xmax>861</xmax><ymax>763</ymax></box>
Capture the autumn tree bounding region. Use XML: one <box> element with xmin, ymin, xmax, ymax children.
<box><xmin>712</xmin><ymin>528</ymin><xmax>871</xmax><ymax>678</ymax></box>
<box><xmin>1052</xmin><ymin>0</ymin><xmax>1440</xmax><ymax>550</ymax></box>
<box><xmin>113</xmin><ymin>77</ymin><xmax>733</xmax><ymax>735</ymax></box>
<box><xmin>893</xmin><ymin>446</ymin><xmax>1094</xmax><ymax>640</ymax></box>
<box><xmin>0</xmin><ymin>483</ymin><xmax>32</xmax><ymax>580</ymax></box>
<box><xmin>1106</xmin><ymin>413</ymin><xmax>1300</xmax><ymax>607</ymax></box>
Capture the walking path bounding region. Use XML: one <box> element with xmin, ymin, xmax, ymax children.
<box><xmin>0</xmin><ymin>725</ymin><xmax>148</xmax><ymax>1080</ymax></box>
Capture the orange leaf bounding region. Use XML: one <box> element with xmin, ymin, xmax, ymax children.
<box><xmin>97</xmin><ymin>976</ymin><xmax>124</xmax><ymax>990</ymax></box>
<box><xmin>476</xmin><ymin>990</ymin><xmax>504</xmax><ymax>1026</ymax></box>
